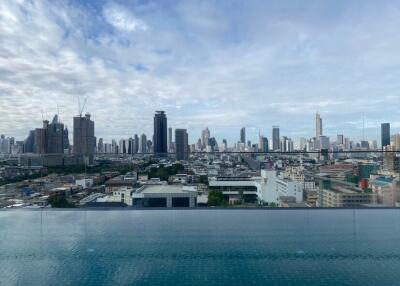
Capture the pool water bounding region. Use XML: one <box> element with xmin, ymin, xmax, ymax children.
<box><xmin>1</xmin><ymin>209</ymin><xmax>400</xmax><ymax>285</ymax></box>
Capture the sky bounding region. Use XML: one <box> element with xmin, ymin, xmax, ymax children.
<box><xmin>1</xmin><ymin>0</ymin><xmax>400</xmax><ymax>144</ymax></box>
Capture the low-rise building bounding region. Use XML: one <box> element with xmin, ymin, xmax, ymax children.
<box><xmin>369</xmin><ymin>176</ymin><xmax>400</xmax><ymax>206</ymax></box>
<box><xmin>319</xmin><ymin>186</ymin><xmax>375</xmax><ymax>207</ymax></box>
<box><xmin>208</xmin><ymin>169</ymin><xmax>304</xmax><ymax>205</ymax></box>
<box><xmin>131</xmin><ymin>185</ymin><xmax>197</xmax><ymax>207</ymax></box>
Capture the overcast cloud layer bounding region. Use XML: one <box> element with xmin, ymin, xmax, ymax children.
<box><xmin>1</xmin><ymin>0</ymin><xmax>400</xmax><ymax>143</ymax></box>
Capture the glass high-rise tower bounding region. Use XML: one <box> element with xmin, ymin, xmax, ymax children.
<box><xmin>272</xmin><ymin>126</ymin><xmax>280</xmax><ymax>151</ymax></box>
<box><xmin>153</xmin><ymin>111</ymin><xmax>168</xmax><ymax>156</ymax></box>
<box><xmin>381</xmin><ymin>123</ymin><xmax>390</xmax><ymax>148</ymax></box>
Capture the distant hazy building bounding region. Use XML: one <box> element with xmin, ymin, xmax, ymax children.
<box><xmin>146</xmin><ymin>140</ymin><xmax>153</xmax><ymax>153</ymax></box>
<box><xmin>337</xmin><ymin>134</ymin><xmax>344</xmax><ymax>145</ymax></box>
<box><xmin>73</xmin><ymin>114</ymin><xmax>95</xmax><ymax>156</ymax></box>
<box><xmin>316</xmin><ymin>112</ymin><xmax>323</xmax><ymax>138</ymax></box>
<box><xmin>259</xmin><ymin>136</ymin><xmax>269</xmax><ymax>152</ymax></box>
<box><xmin>134</xmin><ymin>134</ymin><xmax>139</xmax><ymax>154</ymax></box>
<box><xmin>360</xmin><ymin>140</ymin><xmax>369</xmax><ymax>149</ymax></box>
<box><xmin>272</xmin><ymin>126</ymin><xmax>280</xmax><ymax>151</ymax></box>
<box><xmin>280</xmin><ymin>136</ymin><xmax>293</xmax><ymax>152</ymax></box>
<box><xmin>368</xmin><ymin>140</ymin><xmax>378</xmax><ymax>150</ymax></box>
<box><xmin>119</xmin><ymin>139</ymin><xmax>129</xmax><ymax>154</ymax></box>
<box><xmin>24</xmin><ymin>130</ymin><xmax>35</xmax><ymax>153</ymax></box>
<box><xmin>175</xmin><ymin>129</ymin><xmax>189</xmax><ymax>160</ymax></box>
<box><xmin>394</xmin><ymin>134</ymin><xmax>400</xmax><ymax>151</ymax></box>
<box><xmin>97</xmin><ymin>138</ymin><xmax>104</xmax><ymax>153</ymax></box>
<box><xmin>139</xmin><ymin>134</ymin><xmax>147</xmax><ymax>154</ymax></box>
<box><xmin>381</xmin><ymin>123</ymin><xmax>390</xmax><ymax>148</ymax></box>
<box><xmin>319</xmin><ymin>135</ymin><xmax>330</xmax><ymax>150</ymax></box>
<box><xmin>196</xmin><ymin>138</ymin><xmax>202</xmax><ymax>151</ymax></box>
<box><xmin>299</xmin><ymin>137</ymin><xmax>307</xmax><ymax>151</ymax></box>
<box><xmin>240</xmin><ymin>127</ymin><xmax>246</xmax><ymax>144</ymax></box>
<box><xmin>63</xmin><ymin>127</ymin><xmax>70</xmax><ymax>152</ymax></box>
<box><xmin>201</xmin><ymin>127</ymin><xmax>210</xmax><ymax>150</ymax></box>
<box><xmin>344</xmin><ymin>138</ymin><xmax>351</xmax><ymax>150</ymax></box>
<box><xmin>153</xmin><ymin>111</ymin><xmax>167</xmax><ymax>156</ymax></box>
<box><xmin>208</xmin><ymin>137</ymin><xmax>218</xmax><ymax>152</ymax></box>
<box><xmin>0</xmin><ymin>135</ymin><xmax>13</xmax><ymax>154</ymax></box>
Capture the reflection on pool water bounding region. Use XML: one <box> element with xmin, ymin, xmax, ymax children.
<box><xmin>1</xmin><ymin>209</ymin><xmax>400</xmax><ymax>285</ymax></box>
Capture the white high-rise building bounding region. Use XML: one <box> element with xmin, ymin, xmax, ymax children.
<box><xmin>0</xmin><ymin>135</ymin><xmax>13</xmax><ymax>154</ymax></box>
<box><xmin>119</xmin><ymin>139</ymin><xmax>129</xmax><ymax>154</ymax></box>
<box><xmin>394</xmin><ymin>134</ymin><xmax>400</xmax><ymax>151</ymax></box>
<box><xmin>168</xmin><ymin>127</ymin><xmax>172</xmax><ymax>152</ymax></box>
<box><xmin>316</xmin><ymin>112</ymin><xmax>323</xmax><ymax>138</ymax></box>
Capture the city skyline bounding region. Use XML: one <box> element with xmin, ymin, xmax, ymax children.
<box><xmin>1</xmin><ymin>0</ymin><xmax>400</xmax><ymax>142</ymax></box>
<box><xmin>1</xmin><ymin>110</ymin><xmax>399</xmax><ymax>148</ymax></box>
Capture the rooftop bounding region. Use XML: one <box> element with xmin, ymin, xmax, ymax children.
<box><xmin>136</xmin><ymin>185</ymin><xmax>197</xmax><ymax>195</ymax></box>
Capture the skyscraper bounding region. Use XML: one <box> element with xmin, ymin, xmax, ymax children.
<box><xmin>48</xmin><ymin>115</ymin><xmax>64</xmax><ymax>154</ymax></box>
<box><xmin>73</xmin><ymin>113</ymin><xmax>95</xmax><ymax>156</ymax></box>
<box><xmin>128</xmin><ymin>138</ymin><xmax>134</xmax><ymax>154</ymax></box>
<box><xmin>34</xmin><ymin>121</ymin><xmax>48</xmax><ymax>154</ymax></box>
<box><xmin>337</xmin><ymin>134</ymin><xmax>344</xmax><ymax>145</ymax></box>
<box><xmin>316</xmin><ymin>112</ymin><xmax>322</xmax><ymax>138</ymax></box>
<box><xmin>240</xmin><ymin>127</ymin><xmax>246</xmax><ymax>144</ymax></box>
<box><xmin>97</xmin><ymin>138</ymin><xmax>104</xmax><ymax>153</ymax></box>
<box><xmin>175</xmin><ymin>129</ymin><xmax>188</xmax><ymax>160</ymax></box>
<box><xmin>280</xmin><ymin>136</ymin><xmax>293</xmax><ymax>152</ymax></box>
<box><xmin>33</xmin><ymin>118</ymin><xmax>63</xmax><ymax>154</ymax></box>
<box><xmin>381</xmin><ymin>123</ymin><xmax>390</xmax><ymax>148</ymax></box>
<box><xmin>394</xmin><ymin>134</ymin><xmax>400</xmax><ymax>151</ymax></box>
<box><xmin>0</xmin><ymin>135</ymin><xmax>13</xmax><ymax>154</ymax></box>
<box><xmin>259</xmin><ymin>136</ymin><xmax>269</xmax><ymax>152</ymax></box>
<box><xmin>24</xmin><ymin>130</ymin><xmax>35</xmax><ymax>153</ymax></box>
<box><xmin>139</xmin><ymin>133</ymin><xmax>147</xmax><ymax>154</ymax></box>
<box><xmin>272</xmin><ymin>126</ymin><xmax>280</xmax><ymax>151</ymax></box>
<box><xmin>134</xmin><ymin>134</ymin><xmax>139</xmax><ymax>153</ymax></box>
<box><xmin>201</xmin><ymin>127</ymin><xmax>210</xmax><ymax>150</ymax></box>
<box><xmin>119</xmin><ymin>139</ymin><xmax>128</xmax><ymax>154</ymax></box>
<box><xmin>168</xmin><ymin>127</ymin><xmax>172</xmax><ymax>152</ymax></box>
<box><xmin>153</xmin><ymin>111</ymin><xmax>168</xmax><ymax>156</ymax></box>
<box><xmin>319</xmin><ymin>136</ymin><xmax>330</xmax><ymax>150</ymax></box>
<box><xmin>63</xmin><ymin>127</ymin><xmax>70</xmax><ymax>152</ymax></box>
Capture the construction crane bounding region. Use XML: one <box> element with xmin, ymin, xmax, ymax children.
<box><xmin>78</xmin><ymin>96</ymin><xmax>88</xmax><ymax>117</ymax></box>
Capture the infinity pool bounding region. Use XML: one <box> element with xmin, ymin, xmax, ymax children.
<box><xmin>1</xmin><ymin>209</ymin><xmax>400</xmax><ymax>285</ymax></box>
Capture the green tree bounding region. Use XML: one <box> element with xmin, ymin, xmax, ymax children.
<box><xmin>148</xmin><ymin>163</ymin><xmax>185</xmax><ymax>181</ymax></box>
<box><xmin>208</xmin><ymin>191</ymin><xmax>228</xmax><ymax>206</ymax></box>
<box><xmin>48</xmin><ymin>195</ymin><xmax>76</xmax><ymax>208</ymax></box>
<box><xmin>198</xmin><ymin>175</ymin><xmax>208</xmax><ymax>185</ymax></box>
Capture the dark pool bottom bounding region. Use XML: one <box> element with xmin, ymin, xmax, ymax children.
<box><xmin>1</xmin><ymin>209</ymin><xmax>399</xmax><ymax>285</ymax></box>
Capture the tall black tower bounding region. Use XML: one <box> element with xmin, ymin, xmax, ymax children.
<box><xmin>153</xmin><ymin>111</ymin><xmax>168</xmax><ymax>156</ymax></box>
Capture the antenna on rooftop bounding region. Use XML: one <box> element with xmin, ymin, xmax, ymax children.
<box><xmin>362</xmin><ymin>113</ymin><xmax>365</xmax><ymax>141</ymax></box>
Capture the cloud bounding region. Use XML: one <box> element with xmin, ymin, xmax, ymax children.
<box><xmin>0</xmin><ymin>0</ymin><xmax>400</xmax><ymax>144</ymax></box>
<box><xmin>103</xmin><ymin>3</ymin><xmax>147</xmax><ymax>32</ymax></box>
